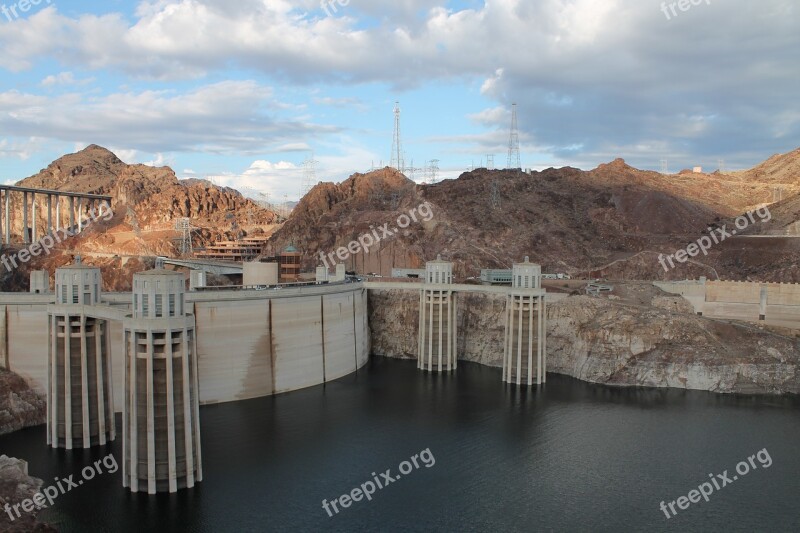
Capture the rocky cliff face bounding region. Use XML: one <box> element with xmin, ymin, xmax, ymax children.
<box><xmin>0</xmin><ymin>455</ymin><xmax>53</xmax><ymax>532</ymax></box>
<box><xmin>1</xmin><ymin>145</ymin><xmax>281</xmax><ymax>291</ymax></box>
<box><xmin>368</xmin><ymin>284</ymin><xmax>800</xmax><ymax>394</ymax></box>
<box><xmin>275</xmin><ymin>148</ymin><xmax>800</xmax><ymax>282</ymax></box>
<box><xmin>0</xmin><ymin>368</ymin><xmax>47</xmax><ymax>435</ymax></box>
<box><xmin>9</xmin><ymin>145</ymin><xmax>279</xmax><ymax>254</ymax></box>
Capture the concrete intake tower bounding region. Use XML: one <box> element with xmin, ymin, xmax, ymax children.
<box><xmin>417</xmin><ymin>255</ymin><xmax>458</xmax><ymax>372</ymax></box>
<box><xmin>47</xmin><ymin>262</ymin><xmax>115</xmax><ymax>449</ymax></box>
<box><xmin>122</xmin><ymin>269</ymin><xmax>202</xmax><ymax>494</ymax></box>
<box><xmin>503</xmin><ymin>257</ymin><xmax>547</xmax><ymax>385</ymax></box>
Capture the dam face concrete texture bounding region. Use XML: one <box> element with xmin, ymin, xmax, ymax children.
<box><xmin>0</xmin><ymin>281</ymin><xmax>371</xmax><ymax>408</ymax></box>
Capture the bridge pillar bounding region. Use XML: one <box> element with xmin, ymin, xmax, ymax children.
<box><xmin>417</xmin><ymin>255</ymin><xmax>457</xmax><ymax>372</ymax></box>
<box><xmin>22</xmin><ymin>191</ymin><xmax>28</xmax><ymax>243</ymax></box>
<box><xmin>69</xmin><ymin>196</ymin><xmax>75</xmax><ymax>230</ymax></box>
<box><xmin>4</xmin><ymin>190</ymin><xmax>9</xmax><ymax>244</ymax></box>
<box><xmin>503</xmin><ymin>257</ymin><xmax>547</xmax><ymax>385</ymax></box>
<box><xmin>123</xmin><ymin>269</ymin><xmax>202</xmax><ymax>494</ymax></box>
<box><xmin>77</xmin><ymin>197</ymin><xmax>83</xmax><ymax>232</ymax></box>
<box><xmin>47</xmin><ymin>262</ymin><xmax>115</xmax><ymax>449</ymax></box>
<box><xmin>55</xmin><ymin>195</ymin><xmax>60</xmax><ymax>232</ymax></box>
<box><xmin>31</xmin><ymin>192</ymin><xmax>36</xmax><ymax>242</ymax></box>
<box><xmin>46</xmin><ymin>194</ymin><xmax>52</xmax><ymax>235</ymax></box>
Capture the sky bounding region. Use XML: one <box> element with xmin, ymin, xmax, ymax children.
<box><xmin>0</xmin><ymin>0</ymin><xmax>798</xmax><ymax>202</ymax></box>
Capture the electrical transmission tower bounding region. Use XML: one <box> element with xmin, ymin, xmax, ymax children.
<box><xmin>390</xmin><ymin>101</ymin><xmax>405</xmax><ymax>173</ymax></box>
<box><xmin>299</xmin><ymin>152</ymin><xmax>318</xmax><ymax>199</ymax></box>
<box><xmin>426</xmin><ymin>159</ymin><xmax>440</xmax><ymax>184</ymax></box>
<box><xmin>405</xmin><ymin>159</ymin><xmax>424</xmax><ymax>181</ymax></box>
<box><xmin>507</xmin><ymin>103</ymin><xmax>521</xmax><ymax>170</ymax></box>
<box><xmin>175</xmin><ymin>218</ymin><xmax>194</xmax><ymax>256</ymax></box>
<box><xmin>717</xmin><ymin>159</ymin><xmax>725</xmax><ymax>173</ymax></box>
<box><xmin>490</xmin><ymin>180</ymin><xmax>501</xmax><ymax>209</ymax></box>
<box><xmin>487</xmin><ymin>155</ymin><xmax>495</xmax><ymax>170</ymax></box>
<box><xmin>660</xmin><ymin>159</ymin><xmax>669</xmax><ymax>174</ymax></box>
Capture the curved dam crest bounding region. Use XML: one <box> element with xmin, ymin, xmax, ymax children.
<box><xmin>0</xmin><ymin>283</ymin><xmax>371</xmax><ymax>409</ymax></box>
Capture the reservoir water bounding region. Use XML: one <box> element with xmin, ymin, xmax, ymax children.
<box><xmin>1</xmin><ymin>357</ymin><xmax>799</xmax><ymax>532</ymax></box>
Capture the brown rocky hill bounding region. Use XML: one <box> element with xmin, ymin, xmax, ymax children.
<box><xmin>10</xmin><ymin>144</ymin><xmax>279</xmax><ymax>255</ymax></box>
<box><xmin>271</xmin><ymin>148</ymin><xmax>800</xmax><ymax>282</ymax></box>
<box><xmin>0</xmin><ymin>145</ymin><xmax>280</xmax><ymax>291</ymax></box>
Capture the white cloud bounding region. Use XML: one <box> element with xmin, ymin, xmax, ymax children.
<box><xmin>0</xmin><ymin>80</ymin><xmax>339</xmax><ymax>154</ymax></box>
<box><xmin>0</xmin><ymin>0</ymin><xmax>797</xmax><ymax>168</ymax></box>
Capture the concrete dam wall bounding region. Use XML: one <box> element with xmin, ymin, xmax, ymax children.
<box><xmin>0</xmin><ymin>284</ymin><xmax>370</xmax><ymax>410</ymax></box>
<box><xmin>654</xmin><ymin>279</ymin><xmax>800</xmax><ymax>328</ymax></box>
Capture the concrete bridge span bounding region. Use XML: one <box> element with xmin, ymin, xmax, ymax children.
<box><xmin>0</xmin><ymin>185</ymin><xmax>112</xmax><ymax>245</ymax></box>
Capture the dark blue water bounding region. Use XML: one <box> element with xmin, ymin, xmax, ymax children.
<box><xmin>2</xmin><ymin>357</ymin><xmax>799</xmax><ymax>532</ymax></box>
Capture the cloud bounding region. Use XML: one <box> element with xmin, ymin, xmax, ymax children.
<box><xmin>0</xmin><ymin>80</ymin><xmax>339</xmax><ymax>154</ymax></box>
<box><xmin>0</xmin><ymin>0</ymin><xmax>797</xmax><ymax>169</ymax></box>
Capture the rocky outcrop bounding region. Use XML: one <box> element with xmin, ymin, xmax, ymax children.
<box><xmin>274</xmin><ymin>147</ymin><xmax>800</xmax><ymax>282</ymax></box>
<box><xmin>367</xmin><ymin>285</ymin><xmax>800</xmax><ymax>394</ymax></box>
<box><xmin>0</xmin><ymin>456</ymin><xmax>54</xmax><ymax>532</ymax></box>
<box><xmin>0</xmin><ymin>368</ymin><xmax>47</xmax><ymax>435</ymax></box>
<box><xmin>547</xmin><ymin>296</ymin><xmax>800</xmax><ymax>394</ymax></box>
<box><xmin>10</xmin><ymin>144</ymin><xmax>278</xmax><ymax>252</ymax></box>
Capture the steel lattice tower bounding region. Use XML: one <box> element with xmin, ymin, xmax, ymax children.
<box><xmin>175</xmin><ymin>218</ymin><xmax>192</xmax><ymax>256</ymax></box>
<box><xmin>390</xmin><ymin>102</ymin><xmax>404</xmax><ymax>173</ymax></box>
<box><xmin>299</xmin><ymin>153</ymin><xmax>318</xmax><ymax>199</ymax></box>
<box><xmin>507</xmin><ymin>103</ymin><xmax>521</xmax><ymax>170</ymax></box>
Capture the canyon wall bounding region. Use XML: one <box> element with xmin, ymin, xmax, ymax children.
<box><xmin>368</xmin><ymin>288</ymin><xmax>800</xmax><ymax>394</ymax></box>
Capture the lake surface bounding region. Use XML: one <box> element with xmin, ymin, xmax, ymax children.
<box><xmin>2</xmin><ymin>357</ymin><xmax>799</xmax><ymax>532</ymax></box>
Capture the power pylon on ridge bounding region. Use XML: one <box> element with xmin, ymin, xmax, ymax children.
<box><xmin>490</xmin><ymin>179</ymin><xmax>501</xmax><ymax>209</ymax></box>
<box><xmin>390</xmin><ymin>101</ymin><xmax>405</xmax><ymax>173</ymax></box>
<box><xmin>660</xmin><ymin>159</ymin><xmax>669</xmax><ymax>174</ymax></box>
<box><xmin>507</xmin><ymin>103</ymin><xmax>521</xmax><ymax>170</ymax></box>
<box><xmin>487</xmin><ymin>155</ymin><xmax>495</xmax><ymax>170</ymax></box>
<box><xmin>426</xmin><ymin>159</ymin><xmax>440</xmax><ymax>184</ymax></box>
<box><xmin>299</xmin><ymin>152</ymin><xmax>318</xmax><ymax>199</ymax></box>
<box><xmin>717</xmin><ymin>159</ymin><xmax>726</xmax><ymax>173</ymax></box>
<box><xmin>405</xmin><ymin>159</ymin><xmax>424</xmax><ymax>181</ymax></box>
<box><xmin>175</xmin><ymin>218</ymin><xmax>194</xmax><ymax>256</ymax></box>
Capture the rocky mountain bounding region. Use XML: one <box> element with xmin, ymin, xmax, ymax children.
<box><xmin>271</xmin><ymin>148</ymin><xmax>800</xmax><ymax>281</ymax></box>
<box><xmin>9</xmin><ymin>145</ymin><xmax>279</xmax><ymax>256</ymax></box>
<box><xmin>0</xmin><ymin>145</ymin><xmax>281</xmax><ymax>291</ymax></box>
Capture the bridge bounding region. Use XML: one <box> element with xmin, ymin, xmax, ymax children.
<box><xmin>0</xmin><ymin>184</ymin><xmax>113</xmax><ymax>245</ymax></box>
<box><xmin>157</xmin><ymin>256</ymin><xmax>244</xmax><ymax>275</ymax></box>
